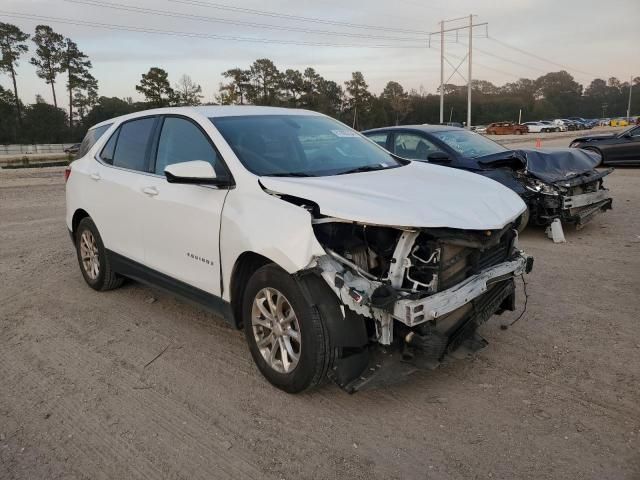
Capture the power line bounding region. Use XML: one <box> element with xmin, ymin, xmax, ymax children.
<box><xmin>0</xmin><ymin>11</ymin><xmax>427</xmax><ymax>48</ymax></box>
<box><xmin>63</xmin><ymin>0</ymin><xmax>428</xmax><ymax>42</ymax></box>
<box><xmin>168</xmin><ymin>0</ymin><xmax>428</xmax><ymax>35</ymax></box>
<box><xmin>486</xmin><ymin>36</ymin><xmax>596</xmax><ymax>76</ymax></box>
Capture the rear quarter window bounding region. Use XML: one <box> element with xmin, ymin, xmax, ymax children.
<box><xmin>76</xmin><ymin>124</ymin><xmax>111</xmax><ymax>158</ymax></box>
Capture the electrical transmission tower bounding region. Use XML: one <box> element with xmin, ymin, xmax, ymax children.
<box><xmin>429</xmin><ymin>16</ymin><xmax>488</xmax><ymax>129</ymax></box>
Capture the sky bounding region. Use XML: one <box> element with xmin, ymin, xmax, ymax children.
<box><xmin>1</xmin><ymin>0</ymin><xmax>638</xmax><ymax>108</ymax></box>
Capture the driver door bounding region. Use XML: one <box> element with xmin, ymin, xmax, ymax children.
<box><xmin>140</xmin><ymin>115</ymin><xmax>232</xmax><ymax>296</ymax></box>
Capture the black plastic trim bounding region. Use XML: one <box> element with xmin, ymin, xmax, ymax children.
<box><xmin>107</xmin><ymin>249</ymin><xmax>236</xmax><ymax>327</ymax></box>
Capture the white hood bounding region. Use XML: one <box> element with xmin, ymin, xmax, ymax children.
<box><xmin>260</xmin><ymin>162</ymin><xmax>526</xmax><ymax>230</ymax></box>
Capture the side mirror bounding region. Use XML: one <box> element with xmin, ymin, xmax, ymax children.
<box><xmin>427</xmin><ymin>152</ymin><xmax>451</xmax><ymax>163</ymax></box>
<box><xmin>164</xmin><ymin>160</ymin><xmax>218</xmax><ymax>184</ymax></box>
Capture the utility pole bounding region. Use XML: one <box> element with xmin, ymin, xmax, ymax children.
<box><xmin>627</xmin><ymin>76</ymin><xmax>633</xmax><ymax>119</ymax></box>
<box><xmin>429</xmin><ymin>17</ymin><xmax>487</xmax><ymax>128</ymax></box>
<box><xmin>439</xmin><ymin>21</ymin><xmax>444</xmax><ymax>124</ymax></box>
<box><xmin>467</xmin><ymin>14</ymin><xmax>473</xmax><ymax>130</ymax></box>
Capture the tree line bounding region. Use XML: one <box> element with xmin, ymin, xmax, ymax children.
<box><xmin>1</xmin><ymin>21</ymin><xmax>638</xmax><ymax>144</ymax></box>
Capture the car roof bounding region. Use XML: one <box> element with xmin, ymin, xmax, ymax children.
<box><xmin>363</xmin><ymin>124</ymin><xmax>462</xmax><ymax>135</ymax></box>
<box><xmin>89</xmin><ymin>105</ymin><xmax>323</xmax><ymax>130</ymax></box>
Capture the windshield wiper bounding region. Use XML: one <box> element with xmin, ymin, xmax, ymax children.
<box><xmin>338</xmin><ymin>164</ymin><xmax>389</xmax><ymax>175</ymax></box>
<box><xmin>264</xmin><ymin>172</ymin><xmax>314</xmax><ymax>177</ymax></box>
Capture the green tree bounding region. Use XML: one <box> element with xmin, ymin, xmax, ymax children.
<box><xmin>0</xmin><ymin>85</ymin><xmax>19</xmax><ymax>142</ymax></box>
<box><xmin>30</xmin><ymin>25</ymin><xmax>65</xmax><ymax>108</ymax></box>
<box><xmin>72</xmin><ymin>75</ymin><xmax>98</xmax><ymax>123</ymax></box>
<box><xmin>535</xmin><ymin>71</ymin><xmax>582</xmax><ymax>116</ymax></box>
<box><xmin>135</xmin><ymin>67</ymin><xmax>173</xmax><ymax>107</ymax></box>
<box><xmin>247</xmin><ymin>59</ymin><xmax>281</xmax><ymax>105</ymax></box>
<box><xmin>381</xmin><ymin>81</ymin><xmax>409</xmax><ymax>125</ymax></box>
<box><xmin>22</xmin><ymin>102</ymin><xmax>68</xmax><ymax>143</ymax></box>
<box><xmin>82</xmin><ymin>96</ymin><xmax>141</xmax><ymax>128</ymax></box>
<box><xmin>219</xmin><ymin>68</ymin><xmax>250</xmax><ymax>104</ymax></box>
<box><xmin>0</xmin><ymin>22</ymin><xmax>29</xmax><ymax>123</ymax></box>
<box><xmin>173</xmin><ymin>74</ymin><xmax>203</xmax><ymax>106</ymax></box>
<box><xmin>344</xmin><ymin>71</ymin><xmax>372</xmax><ymax>130</ymax></box>
<box><xmin>61</xmin><ymin>38</ymin><xmax>95</xmax><ymax>127</ymax></box>
<box><xmin>282</xmin><ymin>69</ymin><xmax>304</xmax><ymax>106</ymax></box>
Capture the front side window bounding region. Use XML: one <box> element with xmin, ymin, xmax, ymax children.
<box><xmin>77</xmin><ymin>124</ymin><xmax>111</xmax><ymax>158</ymax></box>
<box><xmin>111</xmin><ymin>117</ymin><xmax>156</xmax><ymax>172</ymax></box>
<box><xmin>431</xmin><ymin>130</ymin><xmax>508</xmax><ymax>159</ymax></box>
<box><xmin>211</xmin><ymin>115</ymin><xmax>403</xmax><ymax>177</ymax></box>
<box><xmin>393</xmin><ymin>133</ymin><xmax>445</xmax><ymax>160</ymax></box>
<box><xmin>155</xmin><ymin>117</ymin><xmax>227</xmax><ymax>178</ymax></box>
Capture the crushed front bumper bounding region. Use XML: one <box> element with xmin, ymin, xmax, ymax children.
<box><xmin>393</xmin><ymin>252</ymin><xmax>533</xmax><ymax>327</ymax></box>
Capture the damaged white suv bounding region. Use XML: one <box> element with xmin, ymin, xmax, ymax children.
<box><xmin>66</xmin><ymin>106</ymin><xmax>533</xmax><ymax>393</ymax></box>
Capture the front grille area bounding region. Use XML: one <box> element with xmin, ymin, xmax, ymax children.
<box><xmin>405</xmin><ymin>229</ymin><xmax>516</xmax><ymax>293</ymax></box>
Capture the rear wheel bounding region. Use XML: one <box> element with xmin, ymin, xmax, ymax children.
<box><xmin>243</xmin><ymin>264</ymin><xmax>334</xmax><ymax>393</ymax></box>
<box><xmin>75</xmin><ymin>217</ymin><xmax>123</xmax><ymax>291</ymax></box>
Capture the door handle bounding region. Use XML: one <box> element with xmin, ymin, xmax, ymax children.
<box><xmin>90</xmin><ymin>172</ymin><xmax>101</xmax><ymax>181</ymax></box>
<box><xmin>142</xmin><ymin>186</ymin><xmax>159</xmax><ymax>196</ymax></box>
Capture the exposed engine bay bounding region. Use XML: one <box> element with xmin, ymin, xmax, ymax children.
<box><xmin>307</xmin><ymin>219</ymin><xmax>533</xmax><ymax>391</ymax></box>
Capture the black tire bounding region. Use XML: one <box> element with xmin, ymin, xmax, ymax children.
<box><xmin>75</xmin><ymin>217</ymin><xmax>123</xmax><ymax>291</ymax></box>
<box><xmin>242</xmin><ymin>264</ymin><xmax>333</xmax><ymax>393</ymax></box>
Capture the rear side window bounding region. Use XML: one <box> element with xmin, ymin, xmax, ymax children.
<box><xmin>76</xmin><ymin>124</ymin><xmax>111</xmax><ymax>158</ymax></box>
<box><xmin>154</xmin><ymin>117</ymin><xmax>227</xmax><ymax>178</ymax></box>
<box><xmin>366</xmin><ymin>133</ymin><xmax>389</xmax><ymax>148</ymax></box>
<box><xmin>110</xmin><ymin>117</ymin><xmax>156</xmax><ymax>172</ymax></box>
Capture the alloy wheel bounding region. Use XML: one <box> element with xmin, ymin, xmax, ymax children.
<box><xmin>80</xmin><ymin>230</ymin><xmax>100</xmax><ymax>280</ymax></box>
<box><xmin>251</xmin><ymin>287</ymin><xmax>302</xmax><ymax>374</ymax></box>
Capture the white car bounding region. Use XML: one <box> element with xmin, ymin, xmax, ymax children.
<box><xmin>66</xmin><ymin>106</ymin><xmax>533</xmax><ymax>393</ymax></box>
<box><xmin>552</xmin><ymin>119</ymin><xmax>570</xmax><ymax>132</ymax></box>
<box><xmin>522</xmin><ymin>121</ymin><xmax>554</xmax><ymax>133</ymax></box>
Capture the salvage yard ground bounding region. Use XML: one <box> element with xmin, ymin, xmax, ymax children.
<box><xmin>1</xmin><ymin>162</ymin><xmax>639</xmax><ymax>479</ymax></box>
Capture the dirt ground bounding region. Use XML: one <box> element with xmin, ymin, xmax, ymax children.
<box><xmin>1</xmin><ymin>165</ymin><xmax>639</xmax><ymax>480</ymax></box>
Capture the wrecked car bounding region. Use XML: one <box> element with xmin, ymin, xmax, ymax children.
<box><xmin>66</xmin><ymin>107</ymin><xmax>532</xmax><ymax>393</ymax></box>
<box><xmin>363</xmin><ymin>125</ymin><xmax>613</xmax><ymax>230</ymax></box>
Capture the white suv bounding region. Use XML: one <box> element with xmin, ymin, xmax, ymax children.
<box><xmin>66</xmin><ymin>106</ymin><xmax>533</xmax><ymax>393</ymax></box>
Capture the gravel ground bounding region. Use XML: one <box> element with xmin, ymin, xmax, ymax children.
<box><xmin>1</xmin><ymin>165</ymin><xmax>639</xmax><ymax>480</ymax></box>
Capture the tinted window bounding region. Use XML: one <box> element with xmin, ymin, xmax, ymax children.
<box><xmin>155</xmin><ymin>117</ymin><xmax>226</xmax><ymax>177</ymax></box>
<box><xmin>394</xmin><ymin>133</ymin><xmax>445</xmax><ymax>160</ymax></box>
<box><xmin>431</xmin><ymin>129</ymin><xmax>507</xmax><ymax>158</ymax></box>
<box><xmin>367</xmin><ymin>133</ymin><xmax>389</xmax><ymax>148</ymax></box>
<box><xmin>112</xmin><ymin>117</ymin><xmax>155</xmax><ymax>171</ymax></box>
<box><xmin>100</xmin><ymin>129</ymin><xmax>118</xmax><ymax>164</ymax></box>
<box><xmin>77</xmin><ymin>124</ymin><xmax>111</xmax><ymax>158</ymax></box>
<box><xmin>212</xmin><ymin>115</ymin><xmax>402</xmax><ymax>177</ymax></box>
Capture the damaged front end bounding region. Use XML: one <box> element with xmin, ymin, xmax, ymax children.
<box><xmin>306</xmin><ymin>219</ymin><xmax>533</xmax><ymax>392</ymax></box>
<box><xmin>521</xmin><ymin>168</ymin><xmax>613</xmax><ymax>229</ymax></box>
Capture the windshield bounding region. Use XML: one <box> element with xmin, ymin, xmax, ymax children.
<box><xmin>211</xmin><ymin>115</ymin><xmax>403</xmax><ymax>177</ymax></box>
<box><xmin>431</xmin><ymin>129</ymin><xmax>507</xmax><ymax>158</ymax></box>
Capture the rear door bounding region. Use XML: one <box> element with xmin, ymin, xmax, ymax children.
<box><xmin>88</xmin><ymin>116</ymin><xmax>157</xmax><ymax>263</ymax></box>
<box><xmin>139</xmin><ymin>115</ymin><xmax>233</xmax><ymax>296</ymax></box>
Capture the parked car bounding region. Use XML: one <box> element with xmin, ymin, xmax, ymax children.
<box><xmin>64</xmin><ymin>143</ymin><xmax>81</xmax><ymax>154</ymax></box>
<box><xmin>362</xmin><ymin>125</ymin><xmax>613</xmax><ymax>229</ymax></box>
<box><xmin>555</xmin><ymin>119</ymin><xmax>578</xmax><ymax>131</ymax></box>
<box><xmin>522</xmin><ymin>121</ymin><xmax>555</xmax><ymax>133</ymax></box>
<box><xmin>568</xmin><ymin>117</ymin><xmax>593</xmax><ymax>129</ymax></box>
<box><xmin>473</xmin><ymin>125</ymin><xmax>487</xmax><ymax>133</ymax></box>
<box><xmin>66</xmin><ymin>107</ymin><xmax>533</xmax><ymax>393</ymax></box>
<box><xmin>610</xmin><ymin>118</ymin><xmax>630</xmax><ymax>127</ymax></box>
<box><xmin>598</xmin><ymin>118</ymin><xmax>611</xmax><ymax>127</ymax></box>
<box><xmin>570</xmin><ymin>124</ymin><xmax>640</xmax><ymax>165</ymax></box>
<box><xmin>538</xmin><ymin>121</ymin><xmax>561</xmax><ymax>132</ymax></box>
<box><xmin>485</xmin><ymin>122</ymin><xmax>528</xmax><ymax>135</ymax></box>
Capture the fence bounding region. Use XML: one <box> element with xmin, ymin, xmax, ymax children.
<box><xmin>0</xmin><ymin>144</ymin><xmax>76</xmax><ymax>155</ymax></box>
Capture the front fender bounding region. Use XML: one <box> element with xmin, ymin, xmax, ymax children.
<box><xmin>219</xmin><ymin>187</ymin><xmax>325</xmax><ymax>302</ymax></box>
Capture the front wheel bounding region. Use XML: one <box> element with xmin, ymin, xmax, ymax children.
<box><xmin>243</xmin><ymin>264</ymin><xmax>334</xmax><ymax>393</ymax></box>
